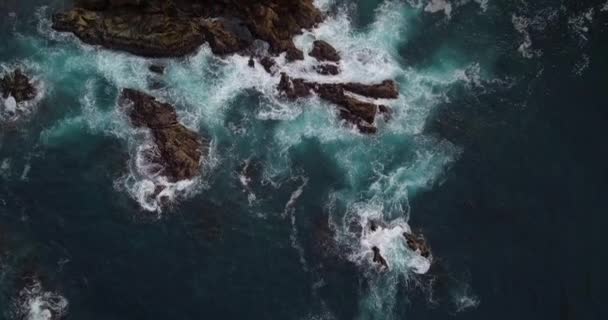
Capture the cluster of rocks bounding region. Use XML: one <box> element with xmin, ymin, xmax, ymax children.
<box><xmin>1</xmin><ymin>69</ymin><xmax>36</xmax><ymax>103</ymax></box>
<box><xmin>53</xmin><ymin>1</ymin><xmax>402</xmax><ymax>135</ymax></box>
<box><xmin>120</xmin><ymin>89</ymin><xmax>207</xmax><ymax>182</ymax></box>
<box><xmin>278</xmin><ymin>74</ymin><xmax>397</xmax><ymax>133</ymax></box>
<box><xmin>369</xmin><ymin>220</ymin><xmax>432</xmax><ymax>272</ymax></box>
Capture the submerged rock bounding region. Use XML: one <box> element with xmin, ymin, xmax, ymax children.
<box><xmin>309</xmin><ymin>40</ymin><xmax>340</xmax><ymax>62</ymax></box>
<box><xmin>277</xmin><ymin>73</ymin><xmax>398</xmax><ymax>133</ymax></box>
<box><xmin>53</xmin><ymin>0</ymin><xmax>324</xmax><ymax>58</ymax></box>
<box><xmin>120</xmin><ymin>89</ymin><xmax>207</xmax><ymax>181</ymax></box>
<box><xmin>0</xmin><ymin>69</ymin><xmax>36</xmax><ymax>103</ymax></box>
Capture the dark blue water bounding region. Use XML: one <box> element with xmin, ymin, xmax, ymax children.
<box><xmin>1</xmin><ymin>0</ymin><xmax>607</xmax><ymax>319</ymax></box>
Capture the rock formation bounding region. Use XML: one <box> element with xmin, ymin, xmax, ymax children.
<box><xmin>120</xmin><ymin>89</ymin><xmax>207</xmax><ymax>181</ymax></box>
<box><xmin>309</xmin><ymin>40</ymin><xmax>340</xmax><ymax>62</ymax></box>
<box><xmin>0</xmin><ymin>69</ymin><xmax>36</xmax><ymax>103</ymax></box>
<box><xmin>53</xmin><ymin>0</ymin><xmax>324</xmax><ymax>58</ymax></box>
<box><xmin>404</xmin><ymin>231</ymin><xmax>431</xmax><ymax>258</ymax></box>
<box><xmin>277</xmin><ymin>73</ymin><xmax>397</xmax><ymax>133</ymax></box>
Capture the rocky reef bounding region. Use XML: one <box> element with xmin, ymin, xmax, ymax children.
<box><xmin>120</xmin><ymin>89</ymin><xmax>207</xmax><ymax>182</ymax></box>
<box><xmin>1</xmin><ymin>69</ymin><xmax>36</xmax><ymax>103</ymax></box>
<box><xmin>277</xmin><ymin>73</ymin><xmax>397</xmax><ymax>133</ymax></box>
<box><xmin>52</xmin><ymin>0</ymin><xmax>323</xmax><ymax>58</ymax></box>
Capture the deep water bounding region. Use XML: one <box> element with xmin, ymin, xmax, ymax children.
<box><xmin>1</xmin><ymin>0</ymin><xmax>607</xmax><ymax>319</ymax></box>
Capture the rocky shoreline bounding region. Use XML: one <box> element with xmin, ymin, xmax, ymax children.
<box><xmin>52</xmin><ymin>0</ymin><xmax>323</xmax><ymax>58</ymax></box>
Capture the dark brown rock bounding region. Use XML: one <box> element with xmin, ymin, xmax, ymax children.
<box><xmin>1</xmin><ymin>69</ymin><xmax>36</xmax><ymax>103</ymax></box>
<box><xmin>53</xmin><ymin>0</ymin><xmax>324</xmax><ymax>58</ymax></box>
<box><xmin>277</xmin><ymin>73</ymin><xmax>397</xmax><ymax>134</ymax></box>
<box><xmin>309</xmin><ymin>40</ymin><xmax>340</xmax><ymax>62</ymax></box>
<box><xmin>315</xmin><ymin>64</ymin><xmax>340</xmax><ymax>76</ymax></box>
<box><xmin>120</xmin><ymin>89</ymin><xmax>207</xmax><ymax>181</ymax></box>
<box><xmin>260</xmin><ymin>56</ymin><xmax>277</xmax><ymax>74</ymax></box>
<box><xmin>403</xmin><ymin>232</ymin><xmax>431</xmax><ymax>258</ymax></box>
<box><xmin>342</xmin><ymin>80</ymin><xmax>399</xmax><ymax>99</ymax></box>
<box><xmin>52</xmin><ymin>8</ymin><xmax>206</xmax><ymax>57</ymax></box>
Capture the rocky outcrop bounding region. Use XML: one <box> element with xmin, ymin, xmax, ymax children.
<box><xmin>53</xmin><ymin>0</ymin><xmax>324</xmax><ymax>58</ymax></box>
<box><xmin>120</xmin><ymin>89</ymin><xmax>206</xmax><ymax>181</ymax></box>
<box><xmin>277</xmin><ymin>73</ymin><xmax>397</xmax><ymax>133</ymax></box>
<box><xmin>404</xmin><ymin>232</ymin><xmax>431</xmax><ymax>258</ymax></box>
<box><xmin>309</xmin><ymin>40</ymin><xmax>340</xmax><ymax>62</ymax></box>
<box><xmin>52</xmin><ymin>8</ymin><xmax>206</xmax><ymax>57</ymax></box>
<box><xmin>1</xmin><ymin>69</ymin><xmax>36</xmax><ymax>102</ymax></box>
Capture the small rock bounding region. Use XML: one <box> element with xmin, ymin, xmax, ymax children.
<box><xmin>309</xmin><ymin>40</ymin><xmax>340</xmax><ymax>62</ymax></box>
<box><xmin>372</xmin><ymin>246</ymin><xmax>389</xmax><ymax>270</ymax></box>
<box><xmin>315</xmin><ymin>64</ymin><xmax>340</xmax><ymax>75</ymax></box>
<box><xmin>403</xmin><ymin>232</ymin><xmax>431</xmax><ymax>258</ymax></box>
<box><xmin>148</xmin><ymin>64</ymin><xmax>165</xmax><ymax>75</ymax></box>
<box><xmin>0</xmin><ymin>69</ymin><xmax>37</xmax><ymax>103</ymax></box>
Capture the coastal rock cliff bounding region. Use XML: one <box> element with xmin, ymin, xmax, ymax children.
<box><xmin>53</xmin><ymin>0</ymin><xmax>323</xmax><ymax>57</ymax></box>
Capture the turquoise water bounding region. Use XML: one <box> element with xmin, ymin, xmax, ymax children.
<box><xmin>1</xmin><ymin>0</ymin><xmax>607</xmax><ymax>319</ymax></box>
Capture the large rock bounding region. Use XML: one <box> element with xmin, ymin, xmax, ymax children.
<box><xmin>309</xmin><ymin>40</ymin><xmax>340</xmax><ymax>62</ymax></box>
<box><xmin>53</xmin><ymin>0</ymin><xmax>324</xmax><ymax>58</ymax></box>
<box><xmin>52</xmin><ymin>8</ymin><xmax>206</xmax><ymax>57</ymax></box>
<box><xmin>277</xmin><ymin>73</ymin><xmax>397</xmax><ymax>133</ymax></box>
<box><xmin>120</xmin><ymin>89</ymin><xmax>207</xmax><ymax>181</ymax></box>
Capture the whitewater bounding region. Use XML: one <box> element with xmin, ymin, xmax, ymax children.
<box><xmin>0</xmin><ymin>0</ymin><xmax>499</xmax><ymax>319</ymax></box>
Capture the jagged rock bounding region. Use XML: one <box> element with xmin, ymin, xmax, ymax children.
<box><xmin>342</xmin><ymin>80</ymin><xmax>399</xmax><ymax>99</ymax></box>
<box><xmin>248</xmin><ymin>56</ymin><xmax>255</xmax><ymax>68</ymax></box>
<box><xmin>52</xmin><ymin>8</ymin><xmax>206</xmax><ymax>57</ymax></box>
<box><xmin>0</xmin><ymin>69</ymin><xmax>36</xmax><ymax>103</ymax></box>
<box><xmin>200</xmin><ymin>19</ymin><xmax>252</xmax><ymax>55</ymax></box>
<box><xmin>260</xmin><ymin>56</ymin><xmax>277</xmax><ymax>74</ymax></box>
<box><xmin>315</xmin><ymin>64</ymin><xmax>340</xmax><ymax>76</ymax></box>
<box><xmin>309</xmin><ymin>40</ymin><xmax>340</xmax><ymax>62</ymax></box>
<box><xmin>403</xmin><ymin>232</ymin><xmax>431</xmax><ymax>258</ymax></box>
<box><xmin>53</xmin><ymin>0</ymin><xmax>324</xmax><ymax>58</ymax></box>
<box><xmin>372</xmin><ymin>246</ymin><xmax>389</xmax><ymax>270</ymax></box>
<box><xmin>120</xmin><ymin>89</ymin><xmax>207</xmax><ymax>181</ymax></box>
<box><xmin>277</xmin><ymin>73</ymin><xmax>397</xmax><ymax>133</ymax></box>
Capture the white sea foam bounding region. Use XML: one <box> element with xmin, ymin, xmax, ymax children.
<box><xmin>425</xmin><ymin>0</ymin><xmax>453</xmax><ymax>18</ymax></box>
<box><xmin>12</xmin><ymin>280</ymin><xmax>68</xmax><ymax>320</ymax></box>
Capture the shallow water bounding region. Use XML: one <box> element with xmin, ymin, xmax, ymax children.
<box><xmin>1</xmin><ymin>0</ymin><xmax>607</xmax><ymax>319</ymax></box>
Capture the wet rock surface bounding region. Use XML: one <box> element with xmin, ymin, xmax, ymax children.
<box><xmin>53</xmin><ymin>0</ymin><xmax>324</xmax><ymax>58</ymax></box>
<box><xmin>120</xmin><ymin>89</ymin><xmax>207</xmax><ymax>181</ymax></box>
<box><xmin>404</xmin><ymin>231</ymin><xmax>431</xmax><ymax>258</ymax></box>
<box><xmin>315</xmin><ymin>64</ymin><xmax>340</xmax><ymax>76</ymax></box>
<box><xmin>0</xmin><ymin>68</ymin><xmax>36</xmax><ymax>103</ymax></box>
<box><xmin>309</xmin><ymin>40</ymin><xmax>340</xmax><ymax>62</ymax></box>
<box><xmin>277</xmin><ymin>73</ymin><xmax>398</xmax><ymax>133</ymax></box>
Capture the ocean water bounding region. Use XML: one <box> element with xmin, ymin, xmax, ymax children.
<box><xmin>0</xmin><ymin>0</ymin><xmax>607</xmax><ymax>319</ymax></box>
